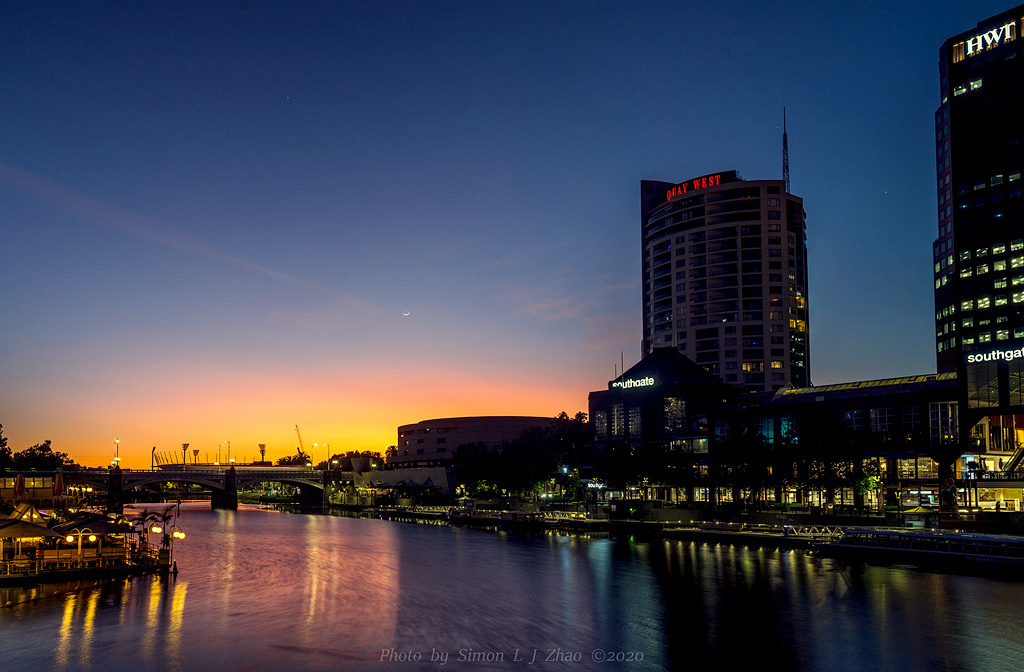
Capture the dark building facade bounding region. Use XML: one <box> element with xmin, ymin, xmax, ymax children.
<box><xmin>934</xmin><ymin>5</ymin><xmax>1024</xmax><ymax>373</ymax></box>
<box><xmin>589</xmin><ymin>347</ymin><xmax>737</xmax><ymax>470</ymax></box>
<box><xmin>587</xmin><ymin>349</ymin><xmax>1020</xmax><ymax>511</ymax></box>
<box><xmin>931</xmin><ymin>6</ymin><xmax>1024</xmax><ymax>470</ymax></box>
<box><xmin>641</xmin><ymin>170</ymin><xmax>809</xmax><ymax>392</ymax></box>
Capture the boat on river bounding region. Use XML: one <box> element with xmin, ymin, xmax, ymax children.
<box><xmin>818</xmin><ymin>527</ymin><xmax>1024</xmax><ymax>571</ymax></box>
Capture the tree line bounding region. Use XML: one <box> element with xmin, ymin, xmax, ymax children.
<box><xmin>0</xmin><ymin>424</ymin><xmax>76</xmax><ymax>471</ymax></box>
<box><xmin>450</xmin><ymin>412</ymin><xmax>589</xmax><ymax>498</ymax></box>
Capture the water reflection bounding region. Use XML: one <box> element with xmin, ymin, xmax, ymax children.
<box><xmin>4</xmin><ymin>505</ymin><xmax>1024</xmax><ymax>671</ymax></box>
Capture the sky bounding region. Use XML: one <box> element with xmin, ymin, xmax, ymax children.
<box><xmin>0</xmin><ymin>1</ymin><xmax>1013</xmax><ymax>468</ymax></box>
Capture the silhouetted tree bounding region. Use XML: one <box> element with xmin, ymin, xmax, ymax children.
<box><xmin>0</xmin><ymin>424</ymin><xmax>11</xmax><ymax>471</ymax></box>
<box><xmin>451</xmin><ymin>442</ymin><xmax>500</xmax><ymax>497</ymax></box>
<box><xmin>12</xmin><ymin>440</ymin><xmax>74</xmax><ymax>470</ymax></box>
<box><xmin>550</xmin><ymin>411</ymin><xmax>590</xmax><ymax>469</ymax></box>
<box><xmin>276</xmin><ymin>447</ymin><xmax>310</xmax><ymax>466</ymax></box>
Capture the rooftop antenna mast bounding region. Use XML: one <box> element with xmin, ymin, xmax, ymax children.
<box><xmin>782</xmin><ymin>107</ymin><xmax>790</xmax><ymax>193</ymax></box>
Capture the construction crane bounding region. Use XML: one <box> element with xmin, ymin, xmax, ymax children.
<box><xmin>295</xmin><ymin>425</ymin><xmax>307</xmax><ymax>458</ymax></box>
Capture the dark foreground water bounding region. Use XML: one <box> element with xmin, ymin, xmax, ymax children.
<box><xmin>3</xmin><ymin>504</ymin><xmax>1024</xmax><ymax>672</ymax></box>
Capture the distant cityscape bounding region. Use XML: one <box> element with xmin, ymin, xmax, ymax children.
<box><xmin>3</xmin><ymin>4</ymin><xmax>1023</xmax><ymax>530</ymax></box>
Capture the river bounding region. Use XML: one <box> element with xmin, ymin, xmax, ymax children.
<box><xmin>2</xmin><ymin>503</ymin><xmax>1024</xmax><ymax>671</ymax></box>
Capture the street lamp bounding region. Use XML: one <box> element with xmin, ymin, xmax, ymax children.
<box><xmin>65</xmin><ymin>528</ymin><xmax>98</xmax><ymax>567</ymax></box>
<box><xmin>114</xmin><ymin>438</ymin><xmax>120</xmax><ymax>468</ymax></box>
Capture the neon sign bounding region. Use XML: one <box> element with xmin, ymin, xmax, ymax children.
<box><xmin>965</xmin><ymin>346</ymin><xmax>1024</xmax><ymax>364</ymax></box>
<box><xmin>953</xmin><ymin>20</ymin><xmax>1017</xmax><ymax>62</ymax></box>
<box><xmin>665</xmin><ymin>173</ymin><xmax>722</xmax><ymax>201</ymax></box>
<box><xmin>612</xmin><ymin>376</ymin><xmax>656</xmax><ymax>390</ymax></box>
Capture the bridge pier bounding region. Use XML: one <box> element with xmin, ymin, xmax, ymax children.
<box><xmin>107</xmin><ymin>467</ymin><xmax>124</xmax><ymax>513</ymax></box>
<box><xmin>211</xmin><ymin>466</ymin><xmax>238</xmax><ymax>510</ymax></box>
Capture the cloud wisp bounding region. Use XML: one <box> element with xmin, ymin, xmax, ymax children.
<box><xmin>0</xmin><ymin>161</ymin><xmax>381</xmax><ymax>315</ymax></box>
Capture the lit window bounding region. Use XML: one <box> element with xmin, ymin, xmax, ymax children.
<box><xmin>993</xmin><ymin>175</ymin><xmax>1004</xmax><ymax>186</ymax></box>
<box><xmin>977</xmin><ymin>264</ymin><xmax>990</xmax><ymax>274</ymax></box>
<box><xmin>1016</xmin><ymin>328</ymin><xmax>1024</xmax><ymax>339</ymax></box>
<box><xmin>997</xmin><ymin>329</ymin><xmax>1010</xmax><ymax>340</ymax></box>
<box><xmin>970</xmin><ymin>79</ymin><xmax>982</xmax><ymax>90</ymax></box>
<box><xmin>1010</xmin><ymin>172</ymin><xmax>1021</xmax><ymax>182</ymax></box>
<box><xmin>1013</xmin><ymin>257</ymin><xmax>1024</xmax><ymax>268</ymax></box>
<box><xmin>977</xmin><ymin>247</ymin><xmax>989</xmax><ymax>256</ymax></box>
<box><xmin>960</xmin><ymin>250</ymin><xmax>972</xmax><ymax>261</ymax></box>
<box><xmin>954</xmin><ymin>84</ymin><xmax>967</xmax><ymax>96</ymax></box>
<box><xmin>980</xmin><ymin>333</ymin><xmax>993</xmax><ymax>343</ymax></box>
<box><xmin>963</xmin><ymin>317</ymin><xmax>974</xmax><ymax>328</ymax></box>
<box><xmin>960</xmin><ymin>268</ymin><xmax>973</xmax><ymax>278</ymax></box>
<box><xmin>978</xmin><ymin>297</ymin><xmax>991</xmax><ymax>309</ymax></box>
<box><xmin>771</xmin><ymin>361</ymin><xmax>784</xmax><ymax>369</ymax></box>
<box><xmin>1012</xmin><ymin>239</ymin><xmax>1024</xmax><ymax>251</ymax></box>
<box><xmin>1014</xmin><ymin>276</ymin><xmax>1024</xmax><ymax>286</ymax></box>
<box><xmin>996</xmin><ymin>295</ymin><xmax>1008</xmax><ymax>306</ymax></box>
<box><xmin>994</xmin><ymin>244</ymin><xmax>1007</xmax><ymax>254</ymax></box>
<box><xmin>1014</xmin><ymin>291</ymin><xmax>1024</xmax><ymax>303</ymax></box>
<box><xmin>961</xmin><ymin>299</ymin><xmax>974</xmax><ymax>311</ymax></box>
<box><xmin>995</xmin><ymin>278</ymin><xmax>1008</xmax><ymax>289</ymax></box>
<box><xmin>963</xmin><ymin>336</ymin><xmax>976</xmax><ymax>345</ymax></box>
<box><xmin>995</xmin><ymin>260</ymin><xmax>1007</xmax><ymax>271</ymax></box>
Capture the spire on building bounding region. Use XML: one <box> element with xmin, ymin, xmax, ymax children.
<box><xmin>782</xmin><ymin>107</ymin><xmax>790</xmax><ymax>193</ymax></box>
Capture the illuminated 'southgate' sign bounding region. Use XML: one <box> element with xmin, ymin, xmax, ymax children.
<box><xmin>612</xmin><ymin>376</ymin><xmax>656</xmax><ymax>389</ymax></box>
<box><xmin>966</xmin><ymin>347</ymin><xmax>1024</xmax><ymax>364</ymax></box>
<box><xmin>953</xmin><ymin>20</ymin><xmax>1017</xmax><ymax>62</ymax></box>
<box><xmin>665</xmin><ymin>173</ymin><xmax>722</xmax><ymax>201</ymax></box>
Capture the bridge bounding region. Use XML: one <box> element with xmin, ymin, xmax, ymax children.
<box><xmin>4</xmin><ymin>466</ymin><xmax>334</xmax><ymax>510</ymax></box>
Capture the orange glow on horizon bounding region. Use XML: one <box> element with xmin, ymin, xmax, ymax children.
<box><xmin>5</xmin><ymin>364</ymin><xmax>602</xmax><ymax>470</ymax></box>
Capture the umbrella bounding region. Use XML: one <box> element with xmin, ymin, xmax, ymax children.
<box><xmin>13</xmin><ymin>473</ymin><xmax>26</xmax><ymax>501</ymax></box>
<box><xmin>53</xmin><ymin>472</ymin><xmax>65</xmax><ymax>498</ymax></box>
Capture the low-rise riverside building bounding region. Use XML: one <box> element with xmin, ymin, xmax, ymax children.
<box><xmin>588</xmin><ymin>347</ymin><xmax>1024</xmax><ymax>517</ymax></box>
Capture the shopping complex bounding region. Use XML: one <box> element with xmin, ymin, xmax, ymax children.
<box><xmin>367</xmin><ymin>7</ymin><xmax>1024</xmax><ymax>524</ymax></box>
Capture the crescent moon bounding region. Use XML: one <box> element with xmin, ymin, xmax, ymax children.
<box><xmin>403</xmin><ymin>312</ymin><xmax>411</xmax><ymax>316</ymax></box>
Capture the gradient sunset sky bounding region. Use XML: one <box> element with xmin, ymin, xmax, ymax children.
<box><xmin>1</xmin><ymin>1</ymin><xmax>1010</xmax><ymax>467</ymax></box>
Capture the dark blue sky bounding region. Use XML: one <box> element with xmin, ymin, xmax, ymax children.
<box><xmin>0</xmin><ymin>1</ymin><xmax>1011</xmax><ymax>463</ymax></box>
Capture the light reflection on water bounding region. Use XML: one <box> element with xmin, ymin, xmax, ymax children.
<box><xmin>2</xmin><ymin>503</ymin><xmax>1024</xmax><ymax>671</ymax></box>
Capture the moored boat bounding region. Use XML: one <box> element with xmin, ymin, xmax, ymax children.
<box><xmin>818</xmin><ymin>527</ymin><xmax>1024</xmax><ymax>571</ymax></box>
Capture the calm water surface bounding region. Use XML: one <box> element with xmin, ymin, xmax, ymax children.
<box><xmin>3</xmin><ymin>503</ymin><xmax>1024</xmax><ymax>671</ymax></box>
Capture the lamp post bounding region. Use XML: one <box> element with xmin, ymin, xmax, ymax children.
<box><xmin>65</xmin><ymin>528</ymin><xmax>97</xmax><ymax>567</ymax></box>
<box><xmin>169</xmin><ymin>525</ymin><xmax>185</xmax><ymax>554</ymax></box>
<box><xmin>113</xmin><ymin>438</ymin><xmax>120</xmax><ymax>468</ymax></box>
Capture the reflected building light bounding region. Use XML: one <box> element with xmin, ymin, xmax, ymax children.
<box><xmin>166</xmin><ymin>582</ymin><xmax>188</xmax><ymax>667</ymax></box>
<box><xmin>79</xmin><ymin>588</ymin><xmax>101</xmax><ymax>668</ymax></box>
<box><xmin>55</xmin><ymin>593</ymin><xmax>78</xmax><ymax>668</ymax></box>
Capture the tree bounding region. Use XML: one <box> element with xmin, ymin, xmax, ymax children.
<box><xmin>0</xmin><ymin>424</ymin><xmax>11</xmax><ymax>471</ymax></box>
<box><xmin>318</xmin><ymin>450</ymin><xmax>382</xmax><ymax>470</ymax></box>
<box><xmin>12</xmin><ymin>440</ymin><xmax>74</xmax><ymax>470</ymax></box>
<box><xmin>451</xmin><ymin>442</ymin><xmax>500</xmax><ymax>497</ymax></box>
<box><xmin>497</xmin><ymin>426</ymin><xmax>563</xmax><ymax>496</ymax></box>
<box><xmin>276</xmin><ymin>447</ymin><xmax>310</xmax><ymax>466</ymax></box>
<box><xmin>551</xmin><ymin>411</ymin><xmax>590</xmax><ymax>470</ymax></box>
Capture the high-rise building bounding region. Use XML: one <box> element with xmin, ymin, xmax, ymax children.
<box><xmin>934</xmin><ymin>5</ymin><xmax>1024</xmax><ymax>374</ymax></box>
<box><xmin>640</xmin><ymin>170</ymin><xmax>809</xmax><ymax>391</ymax></box>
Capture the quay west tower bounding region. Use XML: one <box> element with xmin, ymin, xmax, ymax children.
<box><xmin>934</xmin><ymin>4</ymin><xmax>1024</xmax><ymax>373</ymax></box>
<box><xmin>640</xmin><ymin>170</ymin><xmax>809</xmax><ymax>392</ymax></box>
